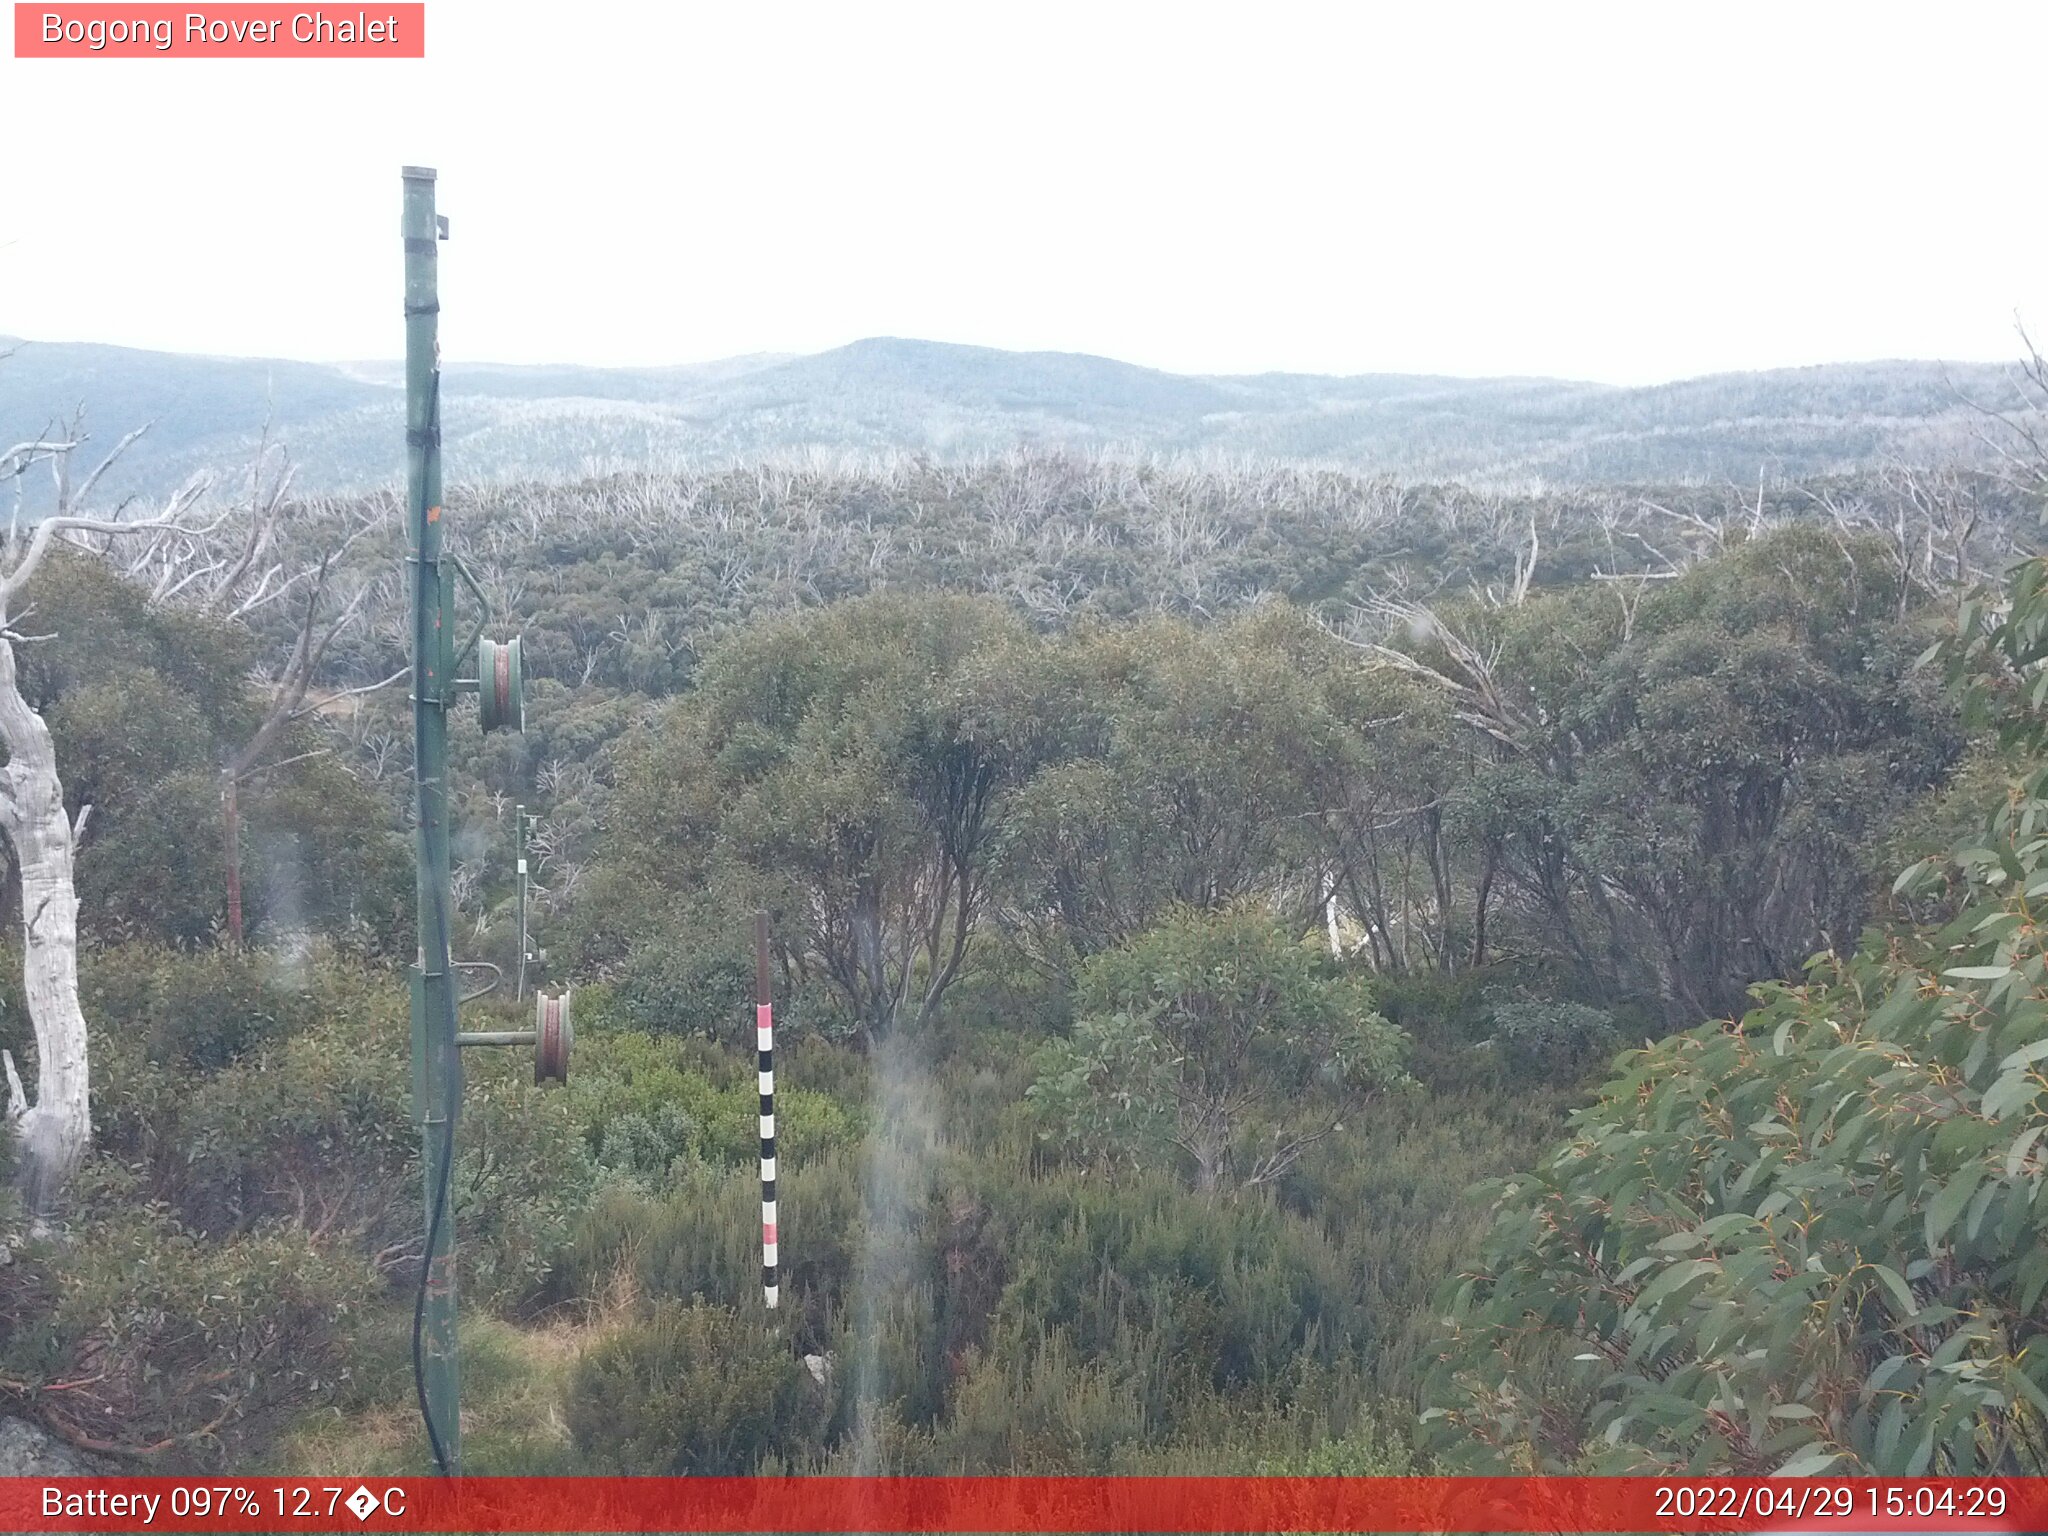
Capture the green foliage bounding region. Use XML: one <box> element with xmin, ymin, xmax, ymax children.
<box><xmin>552</xmin><ymin>1151</ymin><xmax>865</xmax><ymax>1347</ymax></box>
<box><xmin>80</xmin><ymin>942</ymin><xmax>324</xmax><ymax>1072</ymax></box>
<box><xmin>453</xmin><ymin>1041</ymin><xmax>600</xmax><ymax>1307</ymax></box>
<box><xmin>555</xmin><ymin>1137</ymin><xmax>1428</xmax><ymax>1471</ymax></box>
<box><xmin>983</xmin><ymin>1170</ymin><xmax>1360</xmax><ymax>1403</ymax></box>
<box><xmin>22</xmin><ymin>552</ymin><xmax>408</xmax><ymax>953</ymax></box>
<box><xmin>88</xmin><ymin>947</ymin><xmax>414</xmax><ymax>1243</ymax></box>
<box><xmin>579</xmin><ymin>523</ymin><xmax>1959</xmax><ymax>1056</ymax></box>
<box><xmin>599</xmin><ymin>592</ymin><xmax>1033</xmax><ymax>1043</ymax></box>
<box><xmin>1030</xmin><ymin>907</ymin><xmax>1411</xmax><ymax>1191</ymax></box>
<box><xmin>239</xmin><ymin>756</ymin><xmax>411</xmax><ymax>955</ymax></box>
<box><xmin>0</xmin><ymin>1162</ymin><xmax>378</xmax><ymax>1465</ymax></box>
<box><xmin>1487</xmin><ymin>1000</ymin><xmax>1620</xmax><ymax>1086</ymax></box>
<box><xmin>565</xmin><ymin>1299</ymin><xmax>831</xmax><ymax>1472</ymax></box>
<box><xmin>994</xmin><ymin>610</ymin><xmax>1352</xmax><ymax>965</ymax></box>
<box><xmin>889</xmin><ymin>1330</ymin><xmax>1154</xmax><ymax>1472</ymax></box>
<box><xmin>1252</xmin><ymin>1403</ymin><xmax>1417</xmax><ymax>1474</ymax></box>
<box><xmin>19</xmin><ymin>448</ymin><xmax>2010</xmax><ymax>1478</ymax></box>
<box><xmin>569</xmin><ymin>1029</ymin><xmax>862</xmax><ymax>1181</ymax></box>
<box><xmin>1406</xmin><ymin>527</ymin><xmax>1959</xmax><ymax>1023</ymax></box>
<box><xmin>538</xmin><ymin>979</ymin><xmax>1552</xmax><ymax>1470</ymax></box>
<box><xmin>597</xmin><ymin>915</ymin><xmax>757</xmax><ymax>1036</ymax></box>
<box><xmin>1424</xmin><ymin>552</ymin><xmax>2048</xmax><ymax>1475</ymax></box>
<box><xmin>1273</xmin><ymin>1087</ymin><xmax>1575</xmax><ymax>1400</ymax></box>
<box><xmin>1425</xmin><ymin>923</ymin><xmax>2048</xmax><ymax>1472</ymax></box>
<box><xmin>1942</xmin><ymin>553</ymin><xmax>2048</xmax><ymax>757</ymax></box>
<box><xmin>79</xmin><ymin>944</ymin><xmax>588</xmax><ymax>1307</ymax></box>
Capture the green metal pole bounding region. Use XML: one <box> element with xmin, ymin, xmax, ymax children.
<box><xmin>403</xmin><ymin>164</ymin><xmax>462</xmax><ymax>1474</ymax></box>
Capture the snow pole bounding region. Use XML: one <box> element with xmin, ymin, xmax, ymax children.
<box><xmin>756</xmin><ymin>910</ymin><xmax>779</xmax><ymax>1310</ymax></box>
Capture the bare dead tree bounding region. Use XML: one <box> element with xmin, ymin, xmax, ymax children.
<box><xmin>1881</xmin><ymin>459</ymin><xmax>1988</xmax><ymax>588</ymax></box>
<box><xmin>119</xmin><ymin>445</ymin><xmax>405</xmax><ymax>941</ymax></box>
<box><xmin>1952</xmin><ymin>323</ymin><xmax>2048</xmax><ymax>504</ymax></box>
<box><xmin>1802</xmin><ymin>457</ymin><xmax>1989</xmax><ymax>620</ymax></box>
<box><xmin>1588</xmin><ymin>570</ymin><xmax>1680</xmax><ymax>642</ymax></box>
<box><xmin>1350</xmin><ymin>595</ymin><xmax>1533</xmax><ymax>752</ymax></box>
<box><xmin>1641</xmin><ymin>497</ymin><xmax>1731</xmax><ymax>555</ymax></box>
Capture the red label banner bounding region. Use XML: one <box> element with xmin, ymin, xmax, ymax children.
<box><xmin>13</xmin><ymin>4</ymin><xmax>424</xmax><ymax>56</ymax></box>
<box><xmin>0</xmin><ymin>1476</ymin><xmax>2041</xmax><ymax>1533</ymax></box>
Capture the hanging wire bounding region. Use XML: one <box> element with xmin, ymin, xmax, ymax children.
<box><xmin>409</xmin><ymin>367</ymin><xmax>456</xmax><ymax>1477</ymax></box>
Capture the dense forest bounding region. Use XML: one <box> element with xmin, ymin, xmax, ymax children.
<box><xmin>2</xmin><ymin>425</ymin><xmax>2047</xmax><ymax>1477</ymax></box>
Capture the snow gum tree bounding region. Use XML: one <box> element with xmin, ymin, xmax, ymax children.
<box><xmin>0</xmin><ymin>420</ymin><xmax>206</xmax><ymax>1214</ymax></box>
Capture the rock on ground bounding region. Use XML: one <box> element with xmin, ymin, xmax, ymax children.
<box><xmin>0</xmin><ymin>1416</ymin><xmax>111</xmax><ymax>1475</ymax></box>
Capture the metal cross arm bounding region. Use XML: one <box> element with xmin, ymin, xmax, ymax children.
<box><xmin>456</xmin><ymin>990</ymin><xmax>573</xmax><ymax>1084</ymax></box>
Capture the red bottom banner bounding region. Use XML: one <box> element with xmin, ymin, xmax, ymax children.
<box><xmin>4</xmin><ymin>1476</ymin><xmax>2044</xmax><ymax>1534</ymax></box>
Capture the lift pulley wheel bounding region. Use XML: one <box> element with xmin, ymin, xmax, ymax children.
<box><xmin>479</xmin><ymin>636</ymin><xmax>524</xmax><ymax>734</ymax></box>
<box><xmin>535</xmin><ymin>990</ymin><xmax>571</xmax><ymax>1085</ymax></box>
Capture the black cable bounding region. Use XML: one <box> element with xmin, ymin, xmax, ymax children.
<box><xmin>411</xmin><ymin>1036</ymin><xmax>456</xmax><ymax>1474</ymax></box>
<box><xmin>410</xmin><ymin>368</ymin><xmax>457</xmax><ymax>1478</ymax></box>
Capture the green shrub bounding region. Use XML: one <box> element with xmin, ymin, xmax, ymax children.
<box><xmin>569</xmin><ymin>1030</ymin><xmax>862</xmax><ymax>1181</ymax></box>
<box><xmin>0</xmin><ymin>1163</ymin><xmax>378</xmax><ymax>1467</ymax></box>
<box><xmin>79</xmin><ymin>949</ymin><xmax>588</xmax><ymax>1305</ymax></box>
<box><xmin>1030</xmin><ymin>907</ymin><xmax>1411</xmax><ymax>1191</ymax></box>
<box><xmin>1487</xmin><ymin>1000</ymin><xmax>1620</xmax><ymax>1085</ymax></box>
<box><xmin>610</xmin><ymin>933</ymin><xmax>755</xmax><ymax>1038</ymax></box>
<box><xmin>985</xmin><ymin>1169</ymin><xmax>1357</xmax><ymax>1415</ymax></box>
<box><xmin>1279</xmin><ymin>1087</ymin><xmax>1573</xmax><ymax>1400</ymax></box>
<box><xmin>565</xmin><ymin>1299</ymin><xmax>830</xmax><ymax>1472</ymax></box>
<box><xmin>556</xmin><ymin>1151</ymin><xmax>866</xmax><ymax>1341</ymax></box>
<box><xmin>87</xmin><ymin>950</ymin><xmax>414</xmax><ymax>1242</ymax></box>
<box><xmin>1251</xmin><ymin>1399</ymin><xmax>1417</xmax><ymax>1474</ymax></box>
<box><xmin>454</xmin><ymin>1042</ymin><xmax>600</xmax><ymax>1307</ymax></box>
<box><xmin>896</xmin><ymin>1330</ymin><xmax>1148</xmax><ymax>1472</ymax></box>
<box><xmin>81</xmin><ymin>943</ymin><xmax>324</xmax><ymax>1072</ymax></box>
<box><xmin>1422</xmin><ymin>550</ymin><xmax>2048</xmax><ymax>1476</ymax></box>
<box><xmin>1426</xmin><ymin>829</ymin><xmax>2048</xmax><ymax>1472</ymax></box>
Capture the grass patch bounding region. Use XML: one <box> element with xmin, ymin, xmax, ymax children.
<box><xmin>273</xmin><ymin>1303</ymin><xmax>612</xmax><ymax>1475</ymax></box>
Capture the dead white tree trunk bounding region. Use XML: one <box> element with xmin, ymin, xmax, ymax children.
<box><xmin>0</xmin><ymin>635</ymin><xmax>90</xmax><ymax>1214</ymax></box>
<box><xmin>0</xmin><ymin>426</ymin><xmax>209</xmax><ymax>1215</ymax></box>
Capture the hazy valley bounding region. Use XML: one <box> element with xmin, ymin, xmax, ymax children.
<box><xmin>2</xmin><ymin>333</ymin><xmax>2035</xmax><ymax>508</ymax></box>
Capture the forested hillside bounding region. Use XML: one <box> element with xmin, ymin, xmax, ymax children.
<box><xmin>2</xmin><ymin>335</ymin><xmax>2038</xmax><ymax>509</ymax></box>
<box><xmin>2</xmin><ymin>437</ymin><xmax>2046</xmax><ymax>1476</ymax></box>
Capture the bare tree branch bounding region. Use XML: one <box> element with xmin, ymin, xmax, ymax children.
<box><xmin>288</xmin><ymin>665</ymin><xmax>411</xmax><ymax>721</ymax></box>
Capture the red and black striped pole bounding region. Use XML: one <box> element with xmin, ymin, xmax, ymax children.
<box><xmin>756</xmin><ymin>910</ymin><xmax>778</xmax><ymax>1310</ymax></box>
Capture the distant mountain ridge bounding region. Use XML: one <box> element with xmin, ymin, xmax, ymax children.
<box><xmin>0</xmin><ymin>334</ymin><xmax>2029</xmax><ymax>507</ymax></box>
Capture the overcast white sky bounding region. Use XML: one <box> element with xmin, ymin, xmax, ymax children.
<box><xmin>1</xmin><ymin>1</ymin><xmax>2043</xmax><ymax>384</ymax></box>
